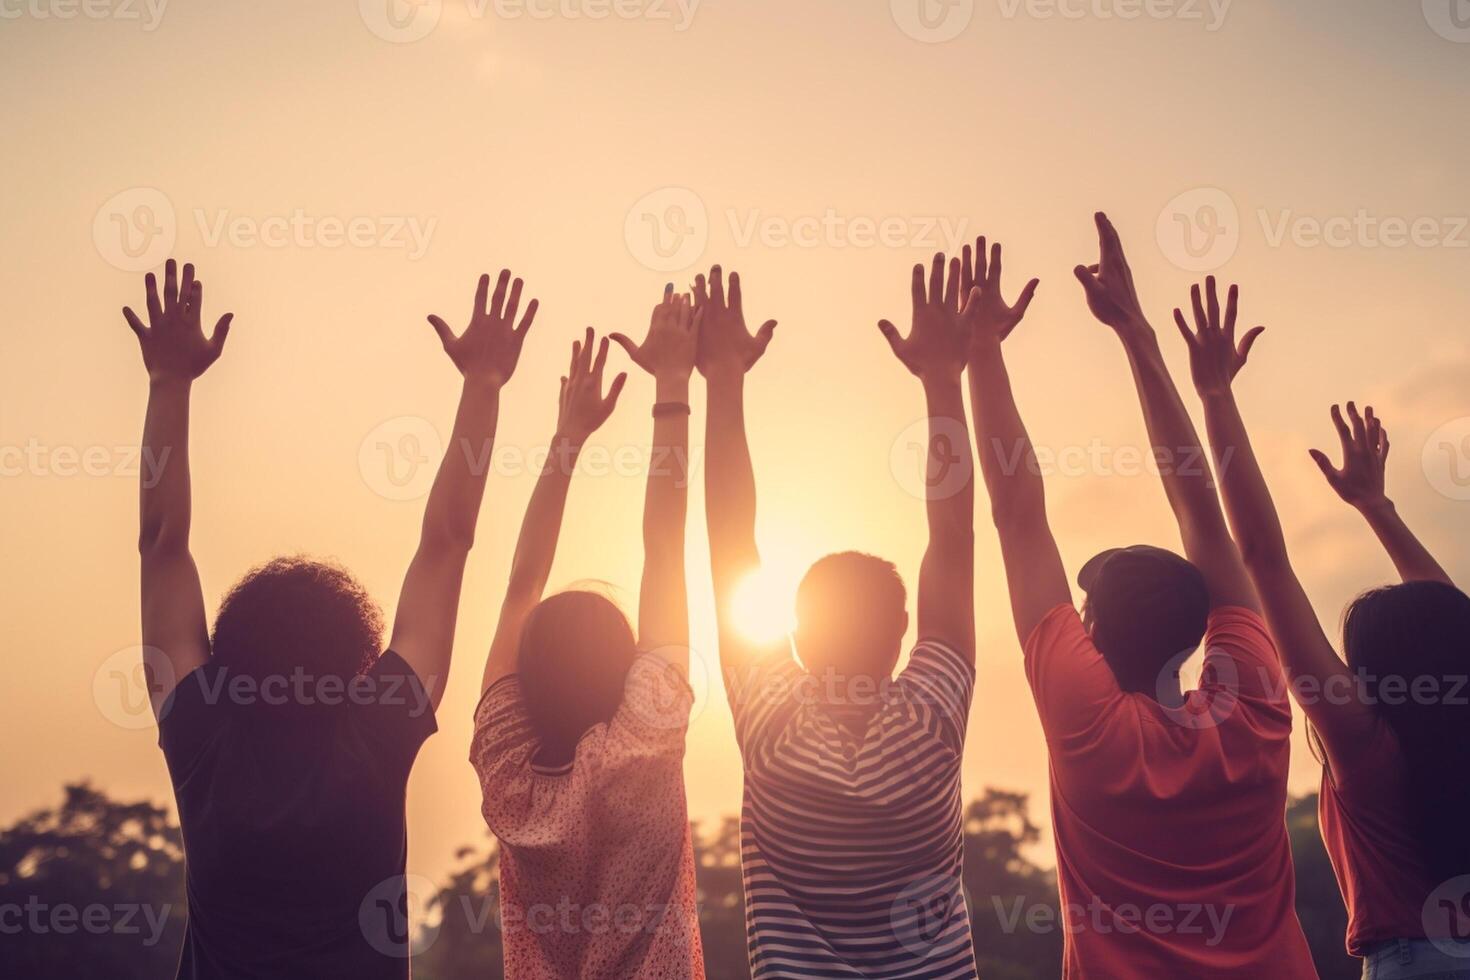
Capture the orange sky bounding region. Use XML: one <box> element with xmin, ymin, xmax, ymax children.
<box><xmin>2</xmin><ymin>0</ymin><xmax>1468</xmax><ymax>889</ymax></box>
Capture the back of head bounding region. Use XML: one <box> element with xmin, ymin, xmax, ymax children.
<box><xmin>211</xmin><ymin>556</ymin><xmax>383</xmax><ymax>714</ymax></box>
<box><xmin>1342</xmin><ymin>580</ymin><xmax>1470</xmax><ymax>879</ymax></box>
<box><xmin>1079</xmin><ymin>546</ymin><xmax>1210</xmax><ymax>697</ymax></box>
<box><xmin>517</xmin><ymin>590</ymin><xmax>639</xmax><ymax>759</ymax></box>
<box><xmin>794</xmin><ymin>552</ymin><xmax>909</xmax><ymax>682</ymax></box>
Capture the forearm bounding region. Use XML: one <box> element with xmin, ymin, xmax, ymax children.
<box><xmin>1120</xmin><ymin>330</ymin><xmax>1230</xmax><ymax>547</ymax></box>
<box><xmin>420</xmin><ymin>381</ymin><xmax>500</xmax><ymax>551</ymax></box>
<box><xmin>505</xmin><ymin>435</ymin><xmax>580</xmax><ymax>599</ymax></box>
<box><xmin>139</xmin><ymin>380</ymin><xmax>193</xmax><ymax>553</ymax></box>
<box><xmin>918</xmin><ymin>375</ymin><xmax>975</xmax><ymax>652</ymax></box>
<box><xmin>705</xmin><ymin>373</ymin><xmax>759</xmax><ymax>588</ymax></box>
<box><xmin>1358</xmin><ymin>500</ymin><xmax>1453</xmax><ymax>585</ymax></box>
<box><xmin>640</xmin><ymin>377</ymin><xmax>691</xmax><ymax>651</ymax></box>
<box><xmin>1199</xmin><ymin>389</ymin><xmax>1289</xmax><ymax>570</ymax></box>
<box><xmin>969</xmin><ymin>340</ymin><xmax>1046</xmax><ymax>526</ymax></box>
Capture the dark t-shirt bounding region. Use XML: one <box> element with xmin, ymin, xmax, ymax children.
<box><xmin>158</xmin><ymin>651</ymin><xmax>437</xmax><ymax>980</ymax></box>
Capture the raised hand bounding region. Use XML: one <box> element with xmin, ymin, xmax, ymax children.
<box><xmin>693</xmin><ymin>265</ymin><xmax>777</xmax><ymax>378</ymax></box>
<box><xmin>428</xmin><ymin>269</ymin><xmax>537</xmax><ymax>387</ymax></box>
<box><xmin>611</xmin><ymin>286</ymin><xmax>701</xmax><ymax>381</ymax></box>
<box><xmin>959</xmin><ymin>236</ymin><xmax>1040</xmax><ymax>351</ymax></box>
<box><xmin>1074</xmin><ymin>212</ymin><xmax>1149</xmax><ymax>337</ymax></box>
<box><xmin>123</xmin><ymin>259</ymin><xmax>233</xmax><ymax>383</ymax></box>
<box><xmin>880</xmin><ymin>252</ymin><xmax>968</xmax><ymax>381</ymax></box>
<box><xmin>556</xmin><ymin>328</ymin><xmax>628</xmax><ymax>444</ymax></box>
<box><xmin>1172</xmin><ymin>276</ymin><xmax>1266</xmax><ymax>396</ymax></box>
<box><xmin>1310</xmin><ymin>403</ymin><xmax>1390</xmax><ymax>510</ymax></box>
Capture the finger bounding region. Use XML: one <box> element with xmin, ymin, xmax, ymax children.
<box><xmin>928</xmin><ymin>253</ymin><xmax>944</xmax><ymax>305</ymax></box>
<box><xmin>209</xmin><ymin>313</ymin><xmax>233</xmax><ymax>356</ymax></box>
<box><xmin>1191</xmin><ymin>282</ymin><xmax>1208</xmax><ymax>331</ymax></box>
<box><xmin>1206</xmin><ymin>276</ymin><xmax>1221</xmax><ymax>332</ymax></box>
<box><xmin>710</xmin><ymin>265</ymin><xmax>725</xmax><ymax>308</ymax></box>
<box><xmin>179</xmin><ymin>263</ymin><xmax>196</xmax><ymax>310</ymax></box>
<box><xmin>187</xmin><ymin>281</ymin><xmax>203</xmax><ymax>321</ymax></box>
<box><xmin>1330</xmin><ymin>404</ymin><xmax>1353</xmax><ymax>455</ymax></box>
<box><xmin>877</xmin><ymin>319</ymin><xmax>905</xmax><ymax>358</ymax></box>
<box><xmin>1347</xmin><ymin>401</ymin><xmax>1367</xmax><ymax>448</ymax></box>
<box><xmin>490</xmin><ymin>269</ymin><xmax>511</xmax><ymax>320</ymax></box>
<box><xmin>680</xmin><ymin>295</ymin><xmax>697</xmax><ymax>331</ymax></box>
<box><xmin>1095</xmin><ymin>212</ymin><xmax>1117</xmax><ymax>274</ymax></box>
<box><xmin>1380</xmin><ymin>432</ymin><xmax>1391</xmax><ymax>463</ymax></box>
<box><xmin>1308</xmin><ymin>449</ymin><xmax>1342</xmax><ymax>487</ymax></box>
<box><xmin>579</xmin><ymin>327</ymin><xmax>595</xmax><ymax>374</ymax></box>
<box><xmin>729</xmin><ymin>271</ymin><xmax>743</xmax><ymax>314</ymax></box>
<box><xmin>570</xmin><ymin>340</ymin><xmax>582</xmax><ymax>379</ymax></box>
<box><xmin>693</xmin><ymin>273</ymin><xmax>709</xmax><ymax>307</ymax></box>
<box><xmin>474</xmin><ymin>274</ymin><xmax>491</xmax><ymax>319</ymax></box>
<box><xmin>1224</xmin><ymin>284</ymin><xmax>1240</xmax><ymax>339</ymax></box>
<box><xmin>516</xmin><ymin>298</ymin><xmax>539</xmax><ymax>339</ymax></box>
<box><xmin>1073</xmin><ymin>265</ymin><xmax>1103</xmax><ymax>303</ymax></box>
<box><xmin>427</xmin><ymin>314</ymin><xmax>456</xmax><ymax>348</ymax></box>
<box><xmin>944</xmin><ymin>257</ymin><xmax>961</xmax><ymax>312</ymax></box>
<box><xmin>164</xmin><ymin>259</ymin><xmax>178</xmax><ymax>311</ymax></box>
<box><xmin>145</xmin><ymin>273</ymin><xmax>162</xmax><ymax>322</ymax></box>
<box><xmin>664</xmin><ymin>282</ymin><xmax>675</xmax><ymax>303</ymax></box>
<box><xmin>975</xmin><ymin>236</ymin><xmax>988</xmax><ymax>284</ymax></box>
<box><xmin>592</xmin><ymin>335</ymin><xmax>610</xmax><ymax>380</ymax></box>
<box><xmin>988</xmin><ymin>242</ymin><xmax>1003</xmax><ymax>287</ymax></box>
<box><xmin>911</xmin><ymin>264</ymin><xmax>926</xmax><ymax>309</ymax></box>
<box><xmin>503</xmin><ymin>277</ymin><xmax>524</xmax><ymax>326</ymax></box>
<box><xmin>122</xmin><ymin>306</ymin><xmax>147</xmax><ymax>339</ymax></box>
<box><xmin>1237</xmin><ymin>325</ymin><xmax>1265</xmax><ymax>363</ymax></box>
<box><xmin>961</xmin><ymin>243</ymin><xmax>975</xmax><ymax>294</ymax></box>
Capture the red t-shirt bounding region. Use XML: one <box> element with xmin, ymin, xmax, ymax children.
<box><xmin>1317</xmin><ymin>715</ymin><xmax>1440</xmax><ymax>954</ymax></box>
<box><xmin>1024</xmin><ymin>605</ymin><xmax>1317</xmax><ymax>979</ymax></box>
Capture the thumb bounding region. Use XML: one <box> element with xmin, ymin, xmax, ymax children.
<box><xmin>210</xmin><ymin>314</ymin><xmax>233</xmax><ymax>355</ymax></box>
<box><xmin>427</xmin><ymin>314</ymin><xmax>455</xmax><ymax>349</ymax></box>
<box><xmin>754</xmin><ymin>319</ymin><xmax>777</xmax><ymax>352</ymax></box>
<box><xmin>603</xmin><ymin>372</ymin><xmax>629</xmax><ymax>412</ymax></box>
<box><xmin>877</xmin><ymin>319</ymin><xmax>904</xmax><ymax>357</ymax></box>
<box><xmin>609</xmin><ymin>332</ymin><xmax>641</xmax><ymax>364</ymax></box>
<box><xmin>1308</xmin><ymin>449</ymin><xmax>1340</xmax><ymax>485</ymax></box>
<box><xmin>1238</xmin><ymin>325</ymin><xmax>1266</xmax><ymax>362</ymax></box>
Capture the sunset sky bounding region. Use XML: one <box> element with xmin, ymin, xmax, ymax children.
<box><xmin>3</xmin><ymin>0</ymin><xmax>1468</xmax><ymax>892</ymax></box>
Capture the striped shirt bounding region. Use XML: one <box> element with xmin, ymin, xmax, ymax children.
<box><xmin>731</xmin><ymin>640</ymin><xmax>978</xmax><ymax>979</ymax></box>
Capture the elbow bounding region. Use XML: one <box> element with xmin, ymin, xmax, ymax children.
<box><xmin>1237</xmin><ymin>536</ymin><xmax>1288</xmax><ymax>575</ymax></box>
<box><xmin>421</xmin><ymin>517</ymin><xmax>476</xmax><ymax>555</ymax></box>
<box><xmin>138</xmin><ymin>516</ymin><xmax>187</xmax><ymax>556</ymax></box>
<box><xmin>990</xmin><ymin>492</ymin><xmax>1047</xmax><ymax>536</ymax></box>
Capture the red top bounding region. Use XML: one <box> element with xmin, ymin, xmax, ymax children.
<box><xmin>1025</xmin><ymin>605</ymin><xmax>1318</xmax><ymax>979</ymax></box>
<box><xmin>1317</xmin><ymin>715</ymin><xmax>1440</xmax><ymax>954</ymax></box>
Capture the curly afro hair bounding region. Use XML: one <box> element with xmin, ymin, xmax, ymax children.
<box><xmin>211</xmin><ymin>556</ymin><xmax>383</xmax><ymax>685</ymax></box>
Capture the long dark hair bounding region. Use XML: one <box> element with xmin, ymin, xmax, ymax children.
<box><xmin>1338</xmin><ymin>581</ymin><xmax>1470</xmax><ymax>879</ymax></box>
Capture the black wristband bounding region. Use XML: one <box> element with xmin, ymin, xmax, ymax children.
<box><xmin>652</xmin><ymin>402</ymin><xmax>692</xmax><ymax>418</ymax></box>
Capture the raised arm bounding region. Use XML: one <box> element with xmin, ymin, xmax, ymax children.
<box><xmin>960</xmin><ymin>238</ymin><xmax>1067</xmax><ymax>645</ymax></box>
<box><xmin>695</xmin><ymin>265</ymin><xmax>778</xmax><ymax>688</ymax></box>
<box><xmin>1310</xmin><ymin>403</ymin><xmax>1453</xmax><ymax>586</ymax></box>
<box><xmin>612</xmin><ymin>288</ymin><xmax>701</xmax><ymax>666</ymax></box>
<box><xmin>1176</xmin><ymin>284</ymin><xmax>1371</xmax><ymax>736</ymax></box>
<box><xmin>877</xmin><ymin>252</ymin><xmax>984</xmax><ymax>658</ymax></box>
<box><xmin>389</xmin><ymin>271</ymin><xmax>534</xmax><ymax>710</ymax></box>
<box><xmin>1075</xmin><ymin>215</ymin><xmax>1257</xmax><ymax>611</ymax></box>
<box><xmin>124</xmin><ymin>259</ymin><xmax>232</xmax><ymax>717</ymax></box>
<box><xmin>481</xmin><ymin>330</ymin><xmax>627</xmax><ymax>693</ymax></box>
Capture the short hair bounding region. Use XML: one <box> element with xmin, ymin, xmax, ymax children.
<box><xmin>795</xmin><ymin>552</ymin><xmax>908</xmax><ymax>675</ymax></box>
<box><xmin>211</xmin><ymin>556</ymin><xmax>383</xmax><ymax>687</ymax></box>
<box><xmin>1080</xmin><ymin>547</ymin><xmax>1209</xmax><ymax>695</ymax></box>
<box><xmin>517</xmin><ymin>590</ymin><xmax>639</xmax><ymax>757</ymax></box>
